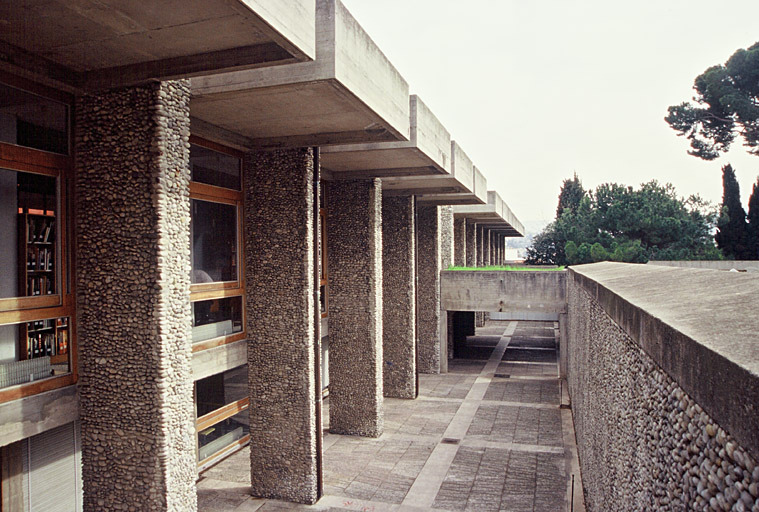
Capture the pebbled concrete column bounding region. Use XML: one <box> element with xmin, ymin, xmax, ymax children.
<box><xmin>454</xmin><ymin>218</ymin><xmax>466</xmax><ymax>267</ymax></box>
<box><xmin>245</xmin><ymin>148</ymin><xmax>320</xmax><ymax>503</ymax></box>
<box><xmin>466</xmin><ymin>220</ymin><xmax>477</xmax><ymax>267</ymax></box>
<box><xmin>440</xmin><ymin>206</ymin><xmax>454</xmax><ymax>271</ymax></box>
<box><xmin>76</xmin><ymin>81</ymin><xmax>196</xmax><ymax>512</ymax></box>
<box><xmin>483</xmin><ymin>228</ymin><xmax>491</xmax><ymax>266</ymax></box>
<box><xmin>416</xmin><ymin>204</ymin><xmax>442</xmax><ymax>373</ymax></box>
<box><xmin>476</xmin><ymin>225</ymin><xmax>484</xmax><ymax>267</ymax></box>
<box><xmin>327</xmin><ymin>179</ymin><xmax>383</xmax><ymax>437</ymax></box>
<box><xmin>382</xmin><ymin>195</ymin><xmax>416</xmax><ymax>399</ymax></box>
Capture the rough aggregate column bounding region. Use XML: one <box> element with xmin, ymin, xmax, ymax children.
<box><xmin>453</xmin><ymin>218</ymin><xmax>466</xmax><ymax>267</ymax></box>
<box><xmin>476</xmin><ymin>225</ymin><xmax>484</xmax><ymax>267</ymax></box>
<box><xmin>416</xmin><ymin>204</ymin><xmax>442</xmax><ymax>373</ymax></box>
<box><xmin>483</xmin><ymin>228</ymin><xmax>491</xmax><ymax>266</ymax></box>
<box><xmin>466</xmin><ymin>221</ymin><xmax>477</xmax><ymax>267</ymax></box>
<box><xmin>245</xmin><ymin>149</ymin><xmax>319</xmax><ymax>503</ymax></box>
<box><xmin>382</xmin><ymin>195</ymin><xmax>415</xmax><ymax>399</ymax></box>
<box><xmin>76</xmin><ymin>81</ymin><xmax>196</xmax><ymax>512</ymax></box>
<box><xmin>440</xmin><ymin>206</ymin><xmax>454</xmax><ymax>270</ymax></box>
<box><xmin>327</xmin><ymin>179</ymin><xmax>383</xmax><ymax>437</ymax></box>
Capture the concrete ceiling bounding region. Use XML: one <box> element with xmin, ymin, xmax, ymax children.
<box><xmin>0</xmin><ymin>0</ymin><xmax>315</xmax><ymax>91</ymax></box>
<box><xmin>453</xmin><ymin>191</ymin><xmax>525</xmax><ymax>236</ymax></box>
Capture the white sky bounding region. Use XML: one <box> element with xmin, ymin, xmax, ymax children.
<box><xmin>340</xmin><ymin>0</ymin><xmax>759</xmax><ymax>232</ymax></box>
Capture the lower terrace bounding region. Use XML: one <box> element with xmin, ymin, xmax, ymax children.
<box><xmin>196</xmin><ymin>319</ymin><xmax>583</xmax><ymax>511</ymax></box>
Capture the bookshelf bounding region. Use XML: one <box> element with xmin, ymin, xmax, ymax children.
<box><xmin>17</xmin><ymin>210</ymin><xmax>56</xmax><ymax>297</ymax></box>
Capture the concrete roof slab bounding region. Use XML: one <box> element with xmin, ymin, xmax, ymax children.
<box><xmin>190</xmin><ymin>0</ymin><xmax>410</xmax><ymax>148</ymax></box>
<box><xmin>1</xmin><ymin>0</ymin><xmax>315</xmax><ymax>89</ymax></box>
<box><xmin>319</xmin><ymin>95</ymin><xmax>450</xmax><ymax>178</ymax></box>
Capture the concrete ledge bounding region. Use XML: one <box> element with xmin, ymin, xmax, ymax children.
<box><xmin>569</xmin><ymin>261</ymin><xmax>759</xmax><ymax>460</ymax></box>
<box><xmin>440</xmin><ymin>270</ymin><xmax>567</xmax><ymax>314</ymax></box>
<box><xmin>648</xmin><ymin>260</ymin><xmax>759</xmax><ymax>272</ymax></box>
<box><xmin>192</xmin><ymin>340</ymin><xmax>247</xmax><ymax>381</ymax></box>
<box><xmin>242</xmin><ymin>0</ymin><xmax>317</xmax><ymax>60</ymax></box>
<box><xmin>0</xmin><ymin>385</ymin><xmax>79</xmax><ymax>446</ymax></box>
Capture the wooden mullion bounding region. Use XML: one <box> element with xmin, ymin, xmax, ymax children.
<box><xmin>196</xmin><ymin>397</ymin><xmax>250</xmax><ymax>432</ymax></box>
<box><xmin>191</xmin><ymin>332</ymin><xmax>246</xmax><ymax>353</ymax></box>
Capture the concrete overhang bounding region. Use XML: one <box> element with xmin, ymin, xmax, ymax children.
<box><xmin>0</xmin><ymin>0</ymin><xmax>316</xmax><ymax>92</ymax></box>
<box><xmin>381</xmin><ymin>141</ymin><xmax>486</xmax><ymax>205</ymax></box>
<box><xmin>318</xmin><ymin>95</ymin><xmax>449</xmax><ymax>179</ymax></box>
<box><xmin>189</xmin><ymin>0</ymin><xmax>410</xmax><ymax>150</ymax></box>
<box><xmin>453</xmin><ymin>190</ymin><xmax>525</xmax><ymax>236</ymax></box>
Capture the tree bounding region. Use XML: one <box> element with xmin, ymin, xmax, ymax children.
<box><xmin>715</xmin><ymin>164</ymin><xmax>749</xmax><ymax>259</ymax></box>
<box><xmin>747</xmin><ymin>178</ymin><xmax>759</xmax><ymax>259</ymax></box>
<box><xmin>526</xmin><ymin>175</ymin><xmax>722</xmax><ymax>265</ymax></box>
<box><xmin>665</xmin><ymin>42</ymin><xmax>759</xmax><ymax>160</ymax></box>
<box><xmin>556</xmin><ymin>172</ymin><xmax>585</xmax><ymax>217</ymax></box>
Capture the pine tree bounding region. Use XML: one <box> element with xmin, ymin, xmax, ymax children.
<box><xmin>747</xmin><ymin>178</ymin><xmax>759</xmax><ymax>259</ymax></box>
<box><xmin>715</xmin><ymin>164</ymin><xmax>749</xmax><ymax>259</ymax></box>
<box><xmin>556</xmin><ymin>173</ymin><xmax>584</xmax><ymax>218</ymax></box>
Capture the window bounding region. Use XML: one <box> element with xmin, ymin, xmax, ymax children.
<box><xmin>0</xmin><ymin>77</ymin><xmax>75</xmax><ymax>403</ymax></box>
<box><xmin>0</xmin><ymin>82</ymin><xmax>69</xmax><ymax>155</ymax></box>
<box><xmin>189</xmin><ymin>137</ymin><xmax>245</xmax><ymax>352</ymax></box>
<box><xmin>195</xmin><ymin>366</ymin><xmax>249</xmax><ymax>468</ymax></box>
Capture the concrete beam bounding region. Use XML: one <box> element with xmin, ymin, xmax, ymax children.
<box><xmin>440</xmin><ymin>270</ymin><xmax>567</xmax><ymax>313</ymax></box>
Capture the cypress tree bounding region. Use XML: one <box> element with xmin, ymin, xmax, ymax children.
<box><xmin>715</xmin><ymin>164</ymin><xmax>749</xmax><ymax>259</ymax></box>
<box><xmin>747</xmin><ymin>178</ymin><xmax>759</xmax><ymax>259</ymax></box>
<box><xmin>556</xmin><ymin>172</ymin><xmax>584</xmax><ymax>218</ymax></box>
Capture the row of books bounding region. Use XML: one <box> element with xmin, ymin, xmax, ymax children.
<box><xmin>27</xmin><ymin>218</ymin><xmax>55</xmax><ymax>244</ymax></box>
<box><xmin>27</xmin><ymin>275</ymin><xmax>55</xmax><ymax>295</ymax></box>
<box><xmin>26</xmin><ymin>329</ymin><xmax>68</xmax><ymax>359</ymax></box>
<box><xmin>27</xmin><ymin>246</ymin><xmax>54</xmax><ymax>271</ymax></box>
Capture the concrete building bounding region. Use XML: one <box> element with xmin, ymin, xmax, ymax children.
<box><xmin>0</xmin><ymin>1</ymin><xmax>524</xmax><ymax>511</ymax></box>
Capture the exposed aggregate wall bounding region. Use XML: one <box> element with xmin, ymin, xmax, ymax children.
<box><xmin>245</xmin><ymin>148</ymin><xmax>319</xmax><ymax>503</ymax></box>
<box><xmin>567</xmin><ymin>280</ymin><xmax>759</xmax><ymax>512</ymax></box>
<box><xmin>327</xmin><ymin>179</ymin><xmax>383</xmax><ymax>436</ymax></box>
<box><xmin>454</xmin><ymin>218</ymin><xmax>466</xmax><ymax>267</ymax></box>
<box><xmin>76</xmin><ymin>81</ymin><xmax>196</xmax><ymax>512</ymax></box>
<box><xmin>465</xmin><ymin>221</ymin><xmax>477</xmax><ymax>267</ymax></box>
<box><xmin>440</xmin><ymin>206</ymin><xmax>454</xmax><ymax>271</ymax></box>
<box><xmin>416</xmin><ymin>205</ymin><xmax>441</xmax><ymax>373</ymax></box>
<box><xmin>382</xmin><ymin>196</ymin><xmax>416</xmax><ymax>398</ymax></box>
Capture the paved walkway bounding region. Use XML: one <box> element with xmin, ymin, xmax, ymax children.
<box><xmin>197</xmin><ymin>320</ymin><xmax>585</xmax><ymax>511</ymax></box>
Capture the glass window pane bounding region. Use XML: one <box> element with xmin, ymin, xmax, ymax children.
<box><xmin>0</xmin><ymin>317</ymin><xmax>71</xmax><ymax>389</ymax></box>
<box><xmin>0</xmin><ymin>168</ymin><xmax>58</xmax><ymax>299</ymax></box>
<box><xmin>192</xmin><ymin>296</ymin><xmax>243</xmax><ymax>343</ymax></box>
<box><xmin>0</xmin><ymin>83</ymin><xmax>68</xmax><ymax>154</ymax></box>
<box><xmin>191</xmin><ymin>199</ymin><xmax>237</xmax><ymax>283</ymax></box>
<box><xmin>197</xmin><ymin>408</ymin><xmax>249</xmax><ymax>461</ymax></box>
<box><xmin>190</xmin><ymin>144</ymin><xmax>241</xmax><ymax>190</ymax></box>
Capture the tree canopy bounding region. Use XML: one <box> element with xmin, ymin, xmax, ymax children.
<box><xmin>748</xmin><ymin>178</ymin><xmax>759</xmax><ymax>259</ymax></box>
<box><xmin>556</xmin><ymin>172</ymin><xmax>584</xmax><ymax>218</ymax></box>
<box><xmin>525</xmin><ymin>177</ymin><xmax>722</xmax><ymax>265</ymax></box>
<box><xmin>665</xmin><ymin>41</ymin><xmax>759</xmax><ymax>160</ymax></box>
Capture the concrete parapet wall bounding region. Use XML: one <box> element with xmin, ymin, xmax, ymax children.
<box><xmin>440</xmin><ymin>270</ymin><xmax>567</xmax><ymax>314</ymax></box>
<box><xmin>648</xmin><ymin>260</ymin><xmax>759</xmax><ymax>272</ymax></box>
<box><xmin>567</xmin><ymin>262</ymin><xmax>759</xmax><ymax>511</ymax></box>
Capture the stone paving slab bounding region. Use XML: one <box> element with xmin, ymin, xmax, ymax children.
<box><xmin>197</xmin><ymin>320</ymin><xmax>584</xmax><ymax>512</ymax></box>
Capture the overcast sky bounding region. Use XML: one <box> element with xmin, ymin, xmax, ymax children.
<box><xmin>340</xmin><ymin>0</ymin><xmax>759</xmax><ymax>232</ymax></box>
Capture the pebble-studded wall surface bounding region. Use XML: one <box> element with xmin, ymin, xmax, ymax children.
<box><xmin>416</xmin><ymin>204</ymin><xmax>441</xmax><ymax>374</ymax></box>
<box><xmin>567</xmin><ymin>280</ymin><xmax>759</xmax><ymax>512</ymax></box>
<box><xmin>76</xmin><ymin>81</ymin><xmax>196</xmax><ymax>512</ymax></box>
<box><xmin>327</xmin><ymin>179</ymin><xmax>383</xmax><ymax>437</ymax></box>
<box><xmin>382</xmin><ymin>195</ymin><xmax>416</xmax><ymax>399</ymax></box>
<box><xmin>245</xmin><ymin>148</ymin><xmax>319</xmax><ymax>503</ymax></box>
<box><xmin>466</xmin><ymin>220</ymin><xmax>477</xmax><ymax>267</ymax></box>
<box><xmin>440</xmin><ymin>206</ymin><xmax>454</xmax><ymax>271</ymax></box>
<box><xmin>453</xmin><ymin>218</ymin><xmax>466</xmax><ymax>267</ymax></box>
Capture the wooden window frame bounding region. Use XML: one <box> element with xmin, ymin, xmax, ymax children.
<box><xmin>0</xmin><ymin>76</ymin><xmax>76</xmax><ymax>404</ymax></box>
<box><xmin>189</xmin><ymin>136</ymin><xmax>246</xmax><ymax>353</ymax></box>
